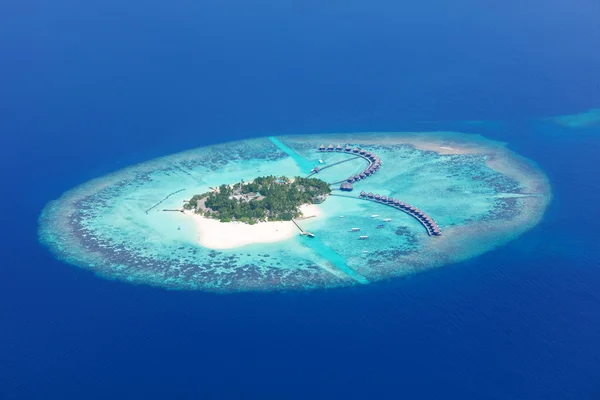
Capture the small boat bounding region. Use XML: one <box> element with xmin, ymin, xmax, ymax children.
<box><xmin>371</xmin><ymin>214</ymin><xmax>379</xmax><ymax>218</ymax></box>
<box><xmin>340</xmin><ymin>216</ymin><xmax>344</xmax><ymax>218</ymax></box>
<box><xmin>359</xmin><ymin>235</ymin><xmax>368</xmax><ymax>240</ymax></box>
<box><xmin>384</xmin><ymin>218</ymin><xmax>392</xmax><ymax>222</ymax></box>
<box><xmin>376</xmin><ymin>224</ymin><xmax>384</xmax><ymax>229</ymax></box>
<box><xmin>318</xmin><ymin>159</ymin><xmax>323</xmax><ymax>164</ymax></box>
<box><xmin>306</xmin><ymin>233</ymin><xmax>315</xmax><ymax>238</ymax></box>
<box><xmin>362</xmin><ymin>250</ymin><xmax>369</xmax><ymax>253</ymax></box>
<box><xmin>350</xmin><ymin>228</ymin><xmax>360</xmax><ymax>232</ymax></box>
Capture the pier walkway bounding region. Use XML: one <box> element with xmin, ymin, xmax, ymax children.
<box><xmin>311</xmin><ymin>144</ymin><xmax>382</xmax><ymax>186</ymax></box>
<box><xmin>291</xmin><ymin>219</ymin><xmax>314</xmax><ymax>237</ymax></box>
<box><xmin>146</xmin><ymin>188</ymin><xmax>186</xmax><ymax>214</ymax></box>
<box><xmin>307</xmin><ymin>155</ymin><xmax>362</xmax><ymax>178</ymax></box>
<box><xmin>329</xmin><ymin>193</ymin><xmax>442</xmax><ymax>236</ymax></box>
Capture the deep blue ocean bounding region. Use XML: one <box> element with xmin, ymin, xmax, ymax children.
<box><xmin>2</xmin><ymin>1</ymin><xmax>600</xmax><ymax>399</ymax></box>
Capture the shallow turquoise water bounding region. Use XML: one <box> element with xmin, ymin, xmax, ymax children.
<box><xmin>268</xmin><ymin>136</ymin><xmax>315</xmax><ymax>174</ymax></box>
<box><xmin>38</xmin><ymin>132</ymin><xmax>551</xmax><ymax>292</ymax></box>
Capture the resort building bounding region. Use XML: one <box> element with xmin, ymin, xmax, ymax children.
<box><xmin>340</xmin><ymin>182</ymin><xmax>353</xmax><ymax>192</ymax></box>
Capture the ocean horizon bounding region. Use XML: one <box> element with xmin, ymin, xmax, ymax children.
<box><xmin>2</xmin><ymin>1</ymin><xmax>600</xmax><ymax>399</ymax></box>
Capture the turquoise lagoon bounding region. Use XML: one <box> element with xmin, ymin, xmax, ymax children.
<box><xmin>38</xmin><ymin>132</ymin><xmax>551</xmax><ymax>292</ymax></box>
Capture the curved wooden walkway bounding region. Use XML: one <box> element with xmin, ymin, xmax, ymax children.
<box><xmin>313</xmin><ymin>145</ymin><xmax>382</xmax><ymax>185</ymax></box>
<box><xmin>330</xmin><ymin>193</ymin><xmax>441</xmax><ymax>236</ymax></box>
<box><xmin>306</xmin><ymin>155</ymin><xmax>362</xmax><ymax>178</ymax></box>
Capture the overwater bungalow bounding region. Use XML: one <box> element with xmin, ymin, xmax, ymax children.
<box><xmin>327</xmin><ymin>144</ymin><xmax>334</xmax><ymax>151</ymax></box>
<box><xmin>365</xmin><ymin>169</ymin><xmax>372</xmax><ymax>176</ymax></box>
<box><xmin>367</xmin><ymin>192</ymin><xmax>374</xmax><ymax>198</ymax></box>
<box><xmin>353</xmin><ymin>147</ymin><xmax>360</xmax><ymax>153</ymax></box>
<box><xmin>359</xmin><ymin>149</ymin><xmax>366</xmax><ymax>155</ymax></box>
<box><xmin>360</xmin><ymin>191</ymin><xmax>367</xmax><ymax>197</ymax></box>
<box><xmin>345</xmin><ymin>146</ymin><xmax>352</xmax><ymax>152</ymax></box>
<box><xmin>360</xmin><ymin>173</ymin><xmax>366</xmax><ymax>179</ymax></box>
<box><xmin>336</xmin><ymin>144</ymin><xmax>342</xmax><ymax>151</ymax></box>
<box><xmin>340</xmin><ymin>182</ymin><xmax>353</xmax><ymax>191</ymax></box>
<box><xmin>319</xmin><ymin>144</ymin><xmax>325</xmax><ymax>151</ymax></box>
<box><xmin>354</xmin><ymin>174</ymin><xmax>361</xmax><ymax>181</ymax></box>
<box><xmin>387</xmin><ymin>197</ymin><xmax>395</xmax><ymax>203</ymax></box>
<box><xmin>393</xmin><ymin>199</ymin><xmax>400</xmax><ymax>205</ymax></box>
<box><xmin>374</xmin><ymin>194</ymin><xmax>381</xmax><ymax>200</ymax></box>
<box><xmin>365</xmin><ymin>152</ymin><xmax>372</xmax><ymax>158</ymax></box>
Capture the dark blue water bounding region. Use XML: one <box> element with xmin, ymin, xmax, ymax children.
<box><xmin>2</xmin><ymin>1</ymin><xmax>600</xmax><ymax>398</ymax></box>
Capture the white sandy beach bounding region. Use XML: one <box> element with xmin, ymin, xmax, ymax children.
<box><xmin>191</xmin><ymin>204</ymin><xmax>322</xmax><ymax>249</ymax></box>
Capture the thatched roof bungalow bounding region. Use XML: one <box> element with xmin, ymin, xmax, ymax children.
<box><xmin>340</xmin><ymin>182</ymin><xmax>353</xmax><ymax>191</ymax></box>
<box><xmin>367</xmin><ymin>192</ymin><xmax>374</xmax><ymax>198</ymax></box>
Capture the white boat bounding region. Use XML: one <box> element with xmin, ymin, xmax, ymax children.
<box><xmin>370</xmin><ymin>214</ymin><xmax>379</xmax><ymax>218</ymax></box>
<box><xmin>350</xmin><ymin>228</ymin><xmax>360</xmax><ymax>232</ymax></box>
<box><xmin>362</xmin><ymin>250</ymin><xmax>369</xmax><ymax>253</ymax></box>
<box><xmin>340</xmin><ymin>216</ymin><xmax>344</xmax><ymax>218</ymax></box>
<box><xmin>384</xmin><ymin>218</ymin><xmax>392</xmax><ymax>222</ymax></box>
<box><xmin>318</xmin><ymin>159</ymin><xmax>323</xmax><ymax>164</ymax></box>
<box><xmin>359</xmin><ymin>235</ymin><xmax>368</xmax><ymax>240</ymax></box>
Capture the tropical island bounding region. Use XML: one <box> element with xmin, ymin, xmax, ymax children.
<box><xmin>183</xmin><ymin>175</ymin><xmax>331</xmax><ymax>224</ymax></box>
<box><xmin>38</xmin><ymin>132</ymin><xmax>551</xmax><ymax>292</ymax></box>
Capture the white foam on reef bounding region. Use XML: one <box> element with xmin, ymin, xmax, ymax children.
<box><xmin>38</xmin><ymin>132</ymin><xmax>551</xmax><ymax>292</ymax></box>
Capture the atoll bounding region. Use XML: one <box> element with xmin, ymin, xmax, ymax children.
<box><xmin>38</xmin><ymin>132</ymin><xmax>551</xmax><ymax>292</ymax></box>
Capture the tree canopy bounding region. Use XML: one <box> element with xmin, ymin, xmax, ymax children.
<box><xmin>183</xmin><ymin>175</ymin><xmax>330</xmax><ymax>223</ymax></box>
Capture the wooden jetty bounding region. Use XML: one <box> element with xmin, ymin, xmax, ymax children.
<box><xmin>292</xmin><ymin>218</ymin><xmax>315</xmax><ymax>238</ymax></box>
<box><xmin>330</xmin><ymin>193</ymin><xmax>442</xmax><ymax>236</ymax></box>
<box><xmin>315</xmin><ymin>144</ymin><xmax>382</xmax><ymax>187</ymax></box>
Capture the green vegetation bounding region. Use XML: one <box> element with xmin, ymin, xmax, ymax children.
<box><xmin>183</xmin><ymin>176</ymin><xmax>330</xmax><ymax>223</ymax></box>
